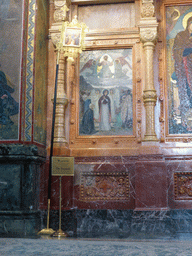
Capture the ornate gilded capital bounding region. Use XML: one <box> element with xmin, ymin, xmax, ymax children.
<box><xmin>140</xmin><ymin>27</ymin><xmax>157</xmax><ymax>44</ymax></box>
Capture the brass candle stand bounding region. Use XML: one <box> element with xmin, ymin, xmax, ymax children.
<box><xmin>51</xmin><ymin>157</ymin><xmax>74</xmax><ymax>238</ymax></box>
<box><xmin>51</xmin><ymin>176</ymin><xmax>68</xmax><ymax>238</ymax></box>
<box><xmin>38</xmin><ymin>199</ymin><xmax>55</xmax><ymax>235</ymax></box>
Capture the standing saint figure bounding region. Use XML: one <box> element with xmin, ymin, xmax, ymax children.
<box><xmin>173</xmin><ymin>16</ymin><xmax>192</xmax><ymax>128</ymax></box>
<box><xmin>120</xmin><ymin>89</ymin><xmax>132</xmax><ymax>129</ymax></box>
<box><xmin>98</xmin><ymin>89</ymin><xmax>111</xmax><ymax>131</ymax></box>
<box><xmin>80</xmin><ymin>103</ymin><xmax>95</xmax><ymax>135</ymax></box>
<box><xmin>91</xmin><ymin>89</ymin><xmax>100</xmax><ymax>121</ymax></box>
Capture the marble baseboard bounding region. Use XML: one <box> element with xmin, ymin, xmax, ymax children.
<box><xmin>3</xmin><ymin>209</ymin><xmax>192</xmax><ymax>238</ymax></box>
<box><xmin>130</xmin><ymin>210</ymin><xmax>176</xmax><ymax>239</ymax></box>
<box><xmin>0</xmin><ymin>210</ymin><xmax>41</xmax><ymax>237</ymax></box>
<box><xmin>40</xmin><ymin>209</ymin><xmax>192</xmax><ymax>239</ymax></box>
<box><xmin>76</xmin><ymin>209</ymin><xmax>132</xmax><ymax>238</ymax></box>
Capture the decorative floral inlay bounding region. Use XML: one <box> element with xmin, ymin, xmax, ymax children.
<box><xmin>174</xmin><ymin>172</ymin><xmax>192</xmax><ymax>200</ymax></box>
<box><xmin>80</xmin><ymin>172</ymin><xmax>129</xmax><ymax>201</ymax></box>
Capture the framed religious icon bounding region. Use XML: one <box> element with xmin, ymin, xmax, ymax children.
<box><xmin>68</xmin><ymin>9</ymin><xmax>142</xmax><ymax>155</ymax></box>
<box><xmin>63</xmin><ymin>27</ymin><xmax>82</xmax><ymax>47</ymax></box>
<box><xmin>68</xmin><ymin>42</ymin><xmax>142</xmax><ymax>156</ymax></box>
<box><xmin>165</xmin><ymin>4</ymin><xmax>192</xmax><ymax>135</ymax></box>
<box><xmin>79</xmin><ymin>49</ymin><xmax>133</xmax><ymax>136</ymax></box>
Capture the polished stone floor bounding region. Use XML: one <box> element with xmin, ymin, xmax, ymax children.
<box><xmin>1</xmin><ymin>237</ymin><xmax>192</xmax><ymax>256</ymax></box>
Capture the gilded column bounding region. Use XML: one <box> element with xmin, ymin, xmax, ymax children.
<box><xmin>139</xmin><ymin>0</ymin><xmax>158</xmax><ymax>141</ymax></box>
<box><xmin>49</xmin><ymin>0</ymin><xmax>71</xmax><ymax>146</ymax></box>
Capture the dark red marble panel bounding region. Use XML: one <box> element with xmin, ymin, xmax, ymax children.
<box><xmin>50</xmin><ymin>176</ymin><xmax>74</xmax><ymax>210</ymax></box>
<box><xmin>39</xmin><ymin>161</ymin><xmax>49</xmax><ymax>210</ymax></box>
<box><xmin>39</xmin><ymin>155</ymin><xmax>192</xmax><ymax>212</ymax></box>
<box><xmin>135</xmin><ymin>156</ymin><xmax>168</xmax><ymax>210</ymax></box>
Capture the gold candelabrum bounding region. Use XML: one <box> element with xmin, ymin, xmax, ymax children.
<box><xmin>38</xmin><ymin>0</ymin><xmax>88</xmax><ymax>237</ymax></box>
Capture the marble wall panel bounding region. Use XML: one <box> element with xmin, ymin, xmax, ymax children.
<box><xmin>75</xmin><ymin>209</ymin><xmax>132</xmax><ymax>238</ymax></box>
<box><xmin>50</xmin><ymin>176</ymin><xmax>74</xmax><ymax>210</ymax></box>
<box><xmin>135</xmin><ymin>155</ymin><xmax>168</xmax><ymax>210</ymax></box>
<box><xmin>40</xmin><ymin>156</ymin><xmax>192</xmax><ymax>212</ymax></box>
<box><xmin>0</xmin><ymin>165</ymin><xmax>21</xmax><ymax>211</ymax></box>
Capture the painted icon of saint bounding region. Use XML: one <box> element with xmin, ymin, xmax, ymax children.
<box><xmin>173</xmin><ymin>15</ymin><xmax>192</xmax><ymax>130</ymax></box>
<box><xmin>98</xmin><ymin>89</ymin><xmax>111</xmax><ymax>131</ymax></box>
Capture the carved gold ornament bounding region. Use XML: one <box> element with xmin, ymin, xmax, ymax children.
<box><xmin>54</xmin><ymin>5</ymin><xmax>69</xmax><ymax>22</ymax></box>
<box><xmin>140</xmin><ymin>28</ymin><xmax>157</xmax><ymax>43</ymax></box>
<box><xmin>141</xmin><ymin>3</ymin><xmax>155</xmax><ymax>18</ymax></box>
<box><xmin>56</xmin><ymin>16</ymin><xmax>88</xmax><ymax>62</ymax></box>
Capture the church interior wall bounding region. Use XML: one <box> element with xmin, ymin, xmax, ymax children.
<box><xmin>1</xmin><ymin>0</ymin><xmax>192</xmax><ymax>238</ymax></box>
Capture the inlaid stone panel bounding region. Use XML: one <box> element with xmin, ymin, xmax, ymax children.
<box><xmin>80</xmin><ymin>172</ymin><xmax>129</xmax><ymax>201</ymax></box>
<box><xmin>174</xmin><ymin>172</ymin><xmax>192</xmax><ymax>200</ymax></box>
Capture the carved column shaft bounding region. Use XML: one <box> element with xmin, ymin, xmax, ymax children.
<box><xmin>143</xmin><ymin>42</ymin><xmax>157</xmax><ymax>140</ymax></box>
<box><xmin>49</xmin><ymin>0</ymin><xmax>71</xmax><ymax>147</ymax></box>
<box><xmin>54</xmin><ymin>56</ymin><xmax>68</xmax><ymax>144</ymax></box>
<box><xmin>139</xmin><ymin>0</ymin><xmax>158</xmax><ymax>142</ymax></box>
<box><xmin>144</xmin><ymin>42</ymin><xmax>155</xmax><ymax>91</ymax></box>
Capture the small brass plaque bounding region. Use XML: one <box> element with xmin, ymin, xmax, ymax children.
<box><xmin>52</xmin><ymin>157</ymin><xmax>74</xmax><ymax>176</ymax></box>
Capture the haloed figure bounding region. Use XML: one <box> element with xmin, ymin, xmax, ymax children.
<box><xmin>98</xmin><ymin>89</ymin><xmax>111</xmax><ymax>131</ymax></box>
<box><xmin>173</xmin><ymin>16</ymin><xmax>192</xmax><ymax>128</ymax></box>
